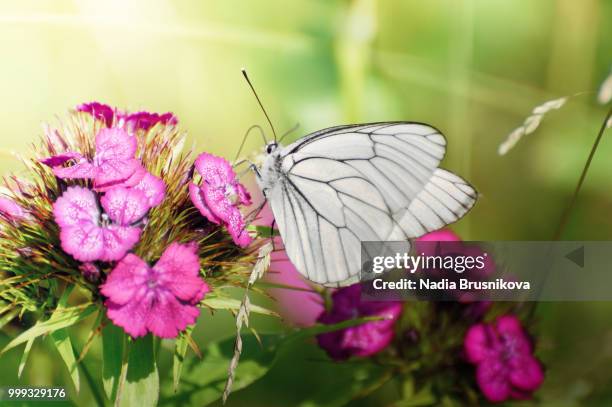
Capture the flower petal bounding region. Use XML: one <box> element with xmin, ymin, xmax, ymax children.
<box><xmin>154</xmin><ymin>242</ymin><xmax>208</xmax><ymax>302</ymax></box>
<box><xmin>194</xmin><ymin>152</ymin><xmax>233</xmax><ymax>186</ymax></box>
<box><xmin>95</xmin><ymin>127</ymin><xmax>138</xmax><ymax>161</ymax></box>
<box><xmin>496</xmin><ymin>315</ymin><xmax>533</xmax><ymax>354</ymax></box>
<box><xmin>101</xmin><ymin>187</ymin><xmax>149</xmax><ymax>226</ymax></box>
<box><xmin>225</xmin><ymin>206</ymin><xmax>253</xmax><ymax>247</ymax></box>
<box><xmin>236</xmin><ymin>183</ymin><xmax>252</xmax><ymax>206</ymax></box>
<box><xmin>204</xmin><ymin>185</ymin><xmax>252</xmax><ymax>247</ymax></box>
<box><xmin>99</xmin><ymin>225</ymin><xmax>141</xmax><ymax>262</ymax></box>
<box><xmin>40</xmin><ymin>152</ymin><xmax>82</xmax><ymax>167</ymax></box>
<box><xmin>0</xmin><ymin>197</ymin><xmax>28</xmax><ymax>221</ymax></box>
<box><xmin>105</xmin><ymin>298</ymin><xmax>150</xmax><ymax>338</ymax></box>
<box><xmin>94</xmin><ymin>158</ymin><xmax>144</xmax><ymax>191</ymax></box>
<box><xmin>59</xmin><ymin>224</ymin><xmax>104</xmax><ymax>262</ymax></box>
<box><xmin>77</xmin><ymin>102</ymin><xmax>116</xmax><ymax>127</ymax></box>
<box><xmin>133</xmin><ymin>172</ymin><xmax>166</xmax><ymax>208</ymax></box>
<box><xmin>189</xmin><ymin>183</ymin><xmax>220</xmax><ymax>224</ymax></box>
<box><xmin>476</xmin><ymin>358</ymin><xmax>511</xmax><ymax>403</ymax></box>
<box><xmin>123</xmin><ymin>111</ymin><xmax>178</xmax><ymax>132</ymax></box>
<box><xmin>464</xmin><ymin>323</ymin><xmax>496</xmax><ymax>364</ymax></box>
<box><xmin>145</xmin><ymin>290</ymin><xmax>200</xmax><ymax>339</ymax></box>
<box><xmin>53</xmin><ymin>186</ymin><xmax>99</xmax><ymax>228</ymax></box>
<box><xmin>101</xmin><ymin>253</ymin><xmax>150</xmax><ymax>305</ymax></box>
<box><xmin>509</xmin><ymin>355</ymin><xmax>544</xmax><ymax>392</ymax></box>
<box><xmin>53</xmin><ymin>160</ymin><xmax>98</xmax><ymax>180</ymax></box>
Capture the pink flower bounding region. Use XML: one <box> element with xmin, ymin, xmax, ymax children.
<box><xmin>44</xmin><ymin>127</ymin><xmax>144</xmax><ymax>191</ymax></box>
<box><xmin>122</xmin><ymin>111</ymin><xmax>178</xmax><ymax>132</ymax></box>
<box><xmin>416</xmin><ymin>229</ymin><xmax>461</xmax><ymax>242</ymax></box>
<box><xmin>76</xmin><ymin>102</ymin><xmax>115</xmax><ymax>127</ymax></box>
<box><xmin>0</xmin><ymin>197</ymin><xmax>29</xmax><ymax>222</ymax></box>
<box><xmin>79</xmin><ymin>262</ymin><xmax>100</xmax><ymax>282</ymax></box>
<box><xmin>100</xmin><ymin>242</ymin><xmax>209</xmax><ymax>339</ymax></box>
<box><xmin>39</xmin><ymin>152</ymin><xmax>81</xmax><ymax>168</ymax></box>
<box><xmin>189</xmin><ymin>153</ymin><xmax>252</xmax><ymax>247</ymax></box>
<box><xmin>316</xmin><ymin>284</ymin><xmax>402</xmax><ymax>360</ymax></box>
<box><xmin>77</xmin><ymin>102</ymin><xmax>178</xmax><ymax>131</ymax></box>
<box><xmin>53</xmin><ymin>186</ymin><xmax>147</xmax><ymax>262</ymax></box>
<box><xmin>464</xmin><ymin>315</ymin><xmax>544</xmax><ymax>403</ymax></box>
<box><xmin>129</xmin><ymin>169</ymin><xmax>166</xmax><ymax>208</ymax></box>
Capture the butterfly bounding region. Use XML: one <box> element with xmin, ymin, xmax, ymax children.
<box><xmin>253</xmin><ymin>122</ymin><xmax>477</xmax><ymax>287</ymax></box>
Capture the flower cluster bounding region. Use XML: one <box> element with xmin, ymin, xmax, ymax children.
<box><xmin>311</xmin><ymin>230</ymin><xmax>544</xmax><ymax>404</ymax></box>
<box><xmin>0</xmin><ymin>102</ymin><xmax>258</xmax><ymax>340</ymax></box>
<box><xmin>47</xmin><ymin>127</ymin><xmax>166</xmax><ymax>262</ymax></box>
<box><xmin>77</xmin><ymin>101</ymin><xmax>178</xmax><ymax>132</ymax></box>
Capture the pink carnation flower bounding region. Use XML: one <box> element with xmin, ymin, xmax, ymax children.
<box><xmin>76</xmin><ymin>102</ymin><xmax>115</xmax><ymax>127</ymax></box>
<box><xmin>316</xmin><ymin>284</ymin><xmax>402</xmax><ymax>360</ymax></box>
<box><xmin>76</xmin><ymin>102</ymin><xmax>178</xmax><ymax>131</ymax></box>
<box><xmin>464</xmin><ymin>315</ymin><xmax>544</xmax><ymax>403</ymax></box>
<box><xmin>121</xmin><ymin>111</ymin><xmax>178</xmax><ymax>132</ymax></box>
<box><xmin>53</xmin><ymin>186</ymin><xmax>150</xmax><ymax>262</ymax></box>
<box><xmin>100</xmin><ymin>242</ymin><xmax>209</xmax><ymax>338</ymax></box>
<box><xmin>189</xmin><ymin>153</ymin><xmax>252</xmax><ymax>247</ymax></box>
<box><xmin>44</xmin><ymin>127</ymin><xmax>144</xmax><ymax>191</ymax></box>
<box><xmin>0</xmin><ymin>196</ymin><xmax>29</xmax><ymax>222</ymax></box>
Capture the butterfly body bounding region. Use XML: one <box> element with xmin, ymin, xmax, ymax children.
<box><xmin>256</xmin><ymin>142</ymin><xmax>283</xmax><ymax>194</ymax></box>
<box><xmin>254</xmin><ymin>122</ymin><xmax>477</xmax><ymax>287</ymax></box>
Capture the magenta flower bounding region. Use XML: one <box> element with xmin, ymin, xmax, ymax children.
<box><xmin>189</xmin><ymin>152</ymin><xmax>252</xmax><ymax>247</ymax></box>
<box><xmin>100</xmin><ymin>242</ymin><xmax>209</xmax><ymax>338</ymax></box>
<box><xmin>416</xmin><ymin>229</ymin><xmax>461</xmax><ymax>242</ymax></box>
<box><xmin>76</xmin><ymin>102</ymin><xmax>115</xmax><ymax>127</ymax></box>
<box><xmin>0</xmin><ymin>196</ymin><xmax>29</xmax><ymax>222</ymax></box>
<box><xmin>464</xmin><ymin>315</ymin><xmax>544</xmax><ymax>403</ymax></box>
<box><xmin>79</xmin><ymin>262</ymin><xmax>100</xmax><ymax>282</ymax></box>
<box><xmin>130</xmin><ymin>169</ymin><xmax>166</xmax><ymax>208</ymax></box>
<box><xmin>122</xmin><ymin>111</ymin><xmax>178</xmax><ymax>132</ymax></box>
<box><xmin>316</xmin><ymin>284</ymin><xmax>402</xmax><ymax>360</ymax></box>
<box><xmin>77</xmin><ymin>102</ymin><xmax>178</xmax><ymax>132</ymax></box>
<box><xmin>45</xmin><ymin>127</ymin><xmax>144</xmax><ymax>191</ymax></box>
<box><xmin>53</xmin><ymin>186</ymin><xmax>147</xmax><ymax>262</ymax></box>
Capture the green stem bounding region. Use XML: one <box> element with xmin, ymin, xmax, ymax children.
<box><xmin>553</xmin><ymin>106</ymin><xmax>612</xmax><ymax>240</ymax></box>
<box><xmin>528</xmin><ymin>106</ymin><xmax>611</xmax><ymax>321</ymax></box>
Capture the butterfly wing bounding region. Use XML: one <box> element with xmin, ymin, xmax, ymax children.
<box><xmin>270</xmin><ymin>122</ymin><xmax>477</xmax><ymax>286</ymax></box>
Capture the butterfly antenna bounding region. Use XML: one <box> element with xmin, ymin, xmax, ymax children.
<box><xmin>241</xmin><ymin>68</ymin><xmax>278</xmax><ymax>143</ymax></box>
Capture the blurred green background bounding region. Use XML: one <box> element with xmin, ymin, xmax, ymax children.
<box><xmin>0</xmin><ymin>0</ymin><xmax>611</xmax><ymax>405</ymax></box>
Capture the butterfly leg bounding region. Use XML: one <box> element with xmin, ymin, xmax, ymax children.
<box><xmin>269</xmin><ymin>218</ymin><xmax>277</xmax><ymax>252</ymax></box>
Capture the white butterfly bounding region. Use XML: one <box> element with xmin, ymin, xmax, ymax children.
<box><xmin>252</xmin><ymin>122</ymin><xmax>477</xmax><ymax>287</ymax></box>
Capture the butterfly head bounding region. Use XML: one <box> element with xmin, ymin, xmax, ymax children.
<box><xmin>265</xmin><ymin>141</ymin><xmax>278</xmax><ymax>154</ymax></box>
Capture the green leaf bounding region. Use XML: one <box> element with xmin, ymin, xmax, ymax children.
<box><xmin>17</xmin><ymin>337</ymin><xmax>34</xmax><ymax>378</ymax></box>
<box><xmin>116</xmin><ymin>335</ymin><xmax>159</xmax><ymax>407</ymax></box>
<box><xmin>161</xmin><ymin>334</ymin><xmax>279</xmax><ymax>406</ymax></box>
<box><xmin>0</xmin><ymin>308</ymin><xmax>19</xmax><ymax>330</ymax></box>
<box><xmin>102</xmin><ymin>323</ymin><xmax>125</xmax><ymax>401</ymax></box>
<box><xmin>201</xmin><ymin>293</ymin><xmax>279</xmax><ymax>317</ymax></box>
<box><xmin>1</xmin><ymin>303</ymin><xmax>97</xmax><ymax>354</ymax></box>
<box><xmin>172</xmin><ymin>327</ymin><xmax>193</xmax><ymax>393</ymax></box>
<box><xmin>49</xmin><ymin>328</ymin><xmax>80</xmax><ymax>393</ymax></box>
